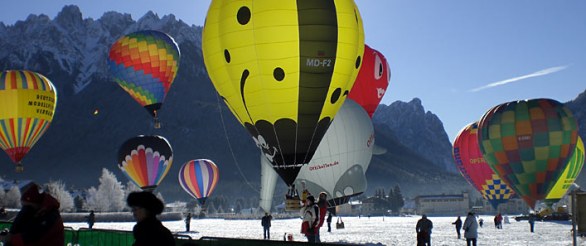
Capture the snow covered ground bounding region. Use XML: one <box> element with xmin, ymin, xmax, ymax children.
<box><xmin>66</xmin><ymin>215</ymin><xmax>586</xmax><ymax>245</ymax></box>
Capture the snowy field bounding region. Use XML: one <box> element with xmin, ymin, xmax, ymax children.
<box><xmin>65</xmin><ymin>215</ymin><xmax>586</xmax><ymax>245</ymax></box>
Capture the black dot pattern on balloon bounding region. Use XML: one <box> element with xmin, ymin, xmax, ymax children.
<box><xmin>273</xmin><ymin>67</ymin><xmax>285</xmax><ymax>81</ymax></box>
<box><xmin>224</xmin><ymin>49</ymin><xmax>231</xmax><ymax>63</ymax></box>
<box><xmin>331</xmin><ymin>88</ymin><xmax>342</xmax><ymax>104</ymax></box>
<box><xmin>237</xmin><ymin>6</ymin><xmax>251</xmax><ymax>25</ymax></box>
<box><xmin>355</xmin><ymin>56</ymin><xmax>361</xmax><ymax>69</ymax></box>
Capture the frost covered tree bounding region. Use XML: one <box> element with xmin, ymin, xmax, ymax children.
<box><xmin>5</xmin><ymin>186</ymin><xmax>21</xmax><ymax>208</ymax></box>
<box><xmin>0</xmin><ymin>187</ymin><xmax>5</xmax><ymax>207</ymax></box>
<box><xmin>86</xmin><ymin>168</ymin><xmax>125</xmax><ymax>212</ymax></box>
<box><xmin>45</xmin><ymin>180</ymin><xmax>74</xmax><ymax>212</ymax></box>
<box><xmin>123</xmin><ymin>181</ymin><xmax>141</xmax><ymax>198</ymax></box>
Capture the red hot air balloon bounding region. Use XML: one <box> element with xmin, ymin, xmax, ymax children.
<box><xmin>178</xmin><ymin>159</ymin><xmax>219</xmax><ymax>206</ymax></box>
<box><xmin>348</xmin><ymin>44</ymin><xmax>390</xmax><ymax>118</ymax></box>
<box><xmin>453</xmin><ymin>122</ymin><xmax>514</xmax><ymax>209</ymax></box>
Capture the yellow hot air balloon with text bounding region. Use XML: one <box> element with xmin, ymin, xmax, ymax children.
<box><xmin>0</xmin><ymin>70</ymin><xmax>57</xmax><ymax>172</ymax></box>
<box><xmin>202</xmin><ymin>0</ymin><xmax>365</xmax><ymax>186</ymax></box>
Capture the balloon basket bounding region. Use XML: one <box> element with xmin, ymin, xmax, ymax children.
<box><xmin>336</xmin><ymin>217</ymin><xmax>345</xmax><ymax>229</ymax></box>
<box><xmin>15</xmin><ymin>164</ymin><xmax>23</xmax><ymax>173</ymax></box>
<box><xmin>285</xmin><ymin>197</ymin><xmax>302</xmax><ymax>211</ymax></box>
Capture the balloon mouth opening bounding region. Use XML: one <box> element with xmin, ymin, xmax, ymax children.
<box><xmin>141</xmin><ymin>186</ymin><xmax>157</xmax><ymax>192</ymax></box>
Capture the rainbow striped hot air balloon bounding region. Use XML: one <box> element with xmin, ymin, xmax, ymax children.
<box><xmin>108</xmin><ymin>30</ymin><xmax>180</xmax><ymax>128</ymax></box>
<box><xmin>478</xmin><ymin>98</ymin><xmax>579</xmax><ymax>209</ymax></box>
<box><xmin>0</xmin><ymin>70</ymin><xmax>57</xmax><ymax>172</ymax></box>
<box><xmin>453</xmin><ymin>122</ymin><xmax>514</xmax><ymax>209</ymax></box>
<box><xmin>544</xmin><ymin>136</ymin><xmax>584</xmax><ymax>206</ymax></box>
<box><xmin>117</xmin><ymin>135</ymin><xmax>173</xmax><ymax>192</ymax></box>
<box><xmin>178</xmin><ymin>159</ymin><xmax>219</xmax><ymax>206</ymax></box>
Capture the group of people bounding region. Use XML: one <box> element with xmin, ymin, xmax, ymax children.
<box><xmin>300</xmin><ymin>189</ymin><xmax>330</xmax><ymax>243</ymax></box>
<box><xmin>418</xmin><ymin>212</ymin><xmax>480</xmax><ymax>246</ymax></box>
<box><xmin>0</xmin><ymin>182</ymin><xmax>176</xmax><ymax>246</ymax></box>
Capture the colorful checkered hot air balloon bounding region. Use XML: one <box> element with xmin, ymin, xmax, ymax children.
<box><xmin>478</xmin><ymin>98</ymin><xmax>579</xmax><ymax>209</ymax></box>
<box><xmin>453</xmin><ymin>122</ymin><xmax>514</xmax><ymax>209</ymax></box>
<box><xmin>544</xmin><ymin>136</ymin><xmax>584</xmax><ymax>206</ymax></box>
<box><xmin>0</xmin><ymin>70</ymin><xmax>57</xmax><ymax>172</ymax></box>
<box><xmin>108</xmin><ymin>30</ymin><xmax>180</xmax><ymax>128</ymax></box>
<box><xmin>117</xmin><ymin>135</ymin><xmax>173</xmax><ymax>192</ymax></box>
<box><xmin>178</xmin><ymin>159</ymin><xmax>219</xmax><ymax>206</ymax></box>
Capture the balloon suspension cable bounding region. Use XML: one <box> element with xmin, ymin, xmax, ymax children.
<box><xmin>16</xmin><ymin>163</ymin><xmax>24</xmax><ymax>173</ymax></box>
<box><xmin>214</xmin><ymin>92</ymin><xmax>260</xmax><ymax>195</ymax></box>
<box><xmin>153</xmin><ymin>110</ymin><xmax>161</xmax><ymax>129</ymax></box>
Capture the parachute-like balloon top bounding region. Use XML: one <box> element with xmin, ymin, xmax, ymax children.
<box><xmin>117</xmin><ymin>135</ymin><xmax>173</xmax><ymax>191</ymax></box>
<box><xmin>348</xmin><ymin>44</ymin><xmax>391</xmax><ymax>118</ymax></box>
<box><xmin>0</xmin><ymin>70</ymin><xmax>57</xmax><ymax>171</ymax></box>
<box><xmin>108</xmin><ymin>30</ymin><xmax>180</xmax><ymax>126</ymax></box>
<box><xmin>178</xmin><ymin>159</ymin><xmax>219</xmax><ymax>206</ymax></box>
<box><xmin>478</xmin><ymin>98</ymin><xmax>579</xmax><ymax>208</ymax></box>
<box><xmin>453</xmin><ymin>122</ymin><xmax>513</xmax><ymax>209</ymax></box>
<box><xmin>202</xmin><ymin>0</ymin><xmax>365</xmax><ymax>186</ymax></box>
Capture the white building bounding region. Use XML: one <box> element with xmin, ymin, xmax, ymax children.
<box><xmin>415</xmin><ymin>192</ymin><xmax>469</xmax><ymax>216</ymax></box>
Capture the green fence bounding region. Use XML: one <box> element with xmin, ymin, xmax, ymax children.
<box><xmin>0</xmin><ymin>221</ymin><xmax>358</xmax><ymax>246</ymax></box>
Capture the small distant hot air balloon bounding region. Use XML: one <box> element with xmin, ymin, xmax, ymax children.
<box><xmin>178</xmin><ymin>159</ymin><xmax>219</xmax><ymax>206</ymax></box>
<box><xmin>0</xmin><ymin>70</ymin><xmax>57</xmax><ymax>172</ymax></box>
<box><xmin>202</xmin><ymin>0</ymin><xmax>365</xmax><ymax>188</ymax></box>
<box><xmin>544</xmin><ymin>136</ymin><xmax>584</xmax><ymax>206</ymax></box>
<box><xmin>478</xmin><ymin>98</ymin><xmax>579</xmax><ymax>209</ymax></box>
<box><xmin>108</xmin><ymin>30</ymin><xmax>180</xmax><ymax>128</ymax></box>
<box><xmin>117</xmin><ymin>135</ymin><xmax>173</xmax><ymax>192</ymax></box>
<box><xmin>453</xmin><ymin>122</ymin><xmax>514</xmax><ymax>209</ymax></box>
<box><xmin>348</xmin><ymin>44</ymin><xmax>391</xmax><ymax>118</ymax></box>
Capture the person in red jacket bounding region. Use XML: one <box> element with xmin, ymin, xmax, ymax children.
<box><xmin>315</xmin><ymin>192</ymin><xmax>328</xmax><ymax>242</ymax></box>
<box><xmin>1</xmin><ymin>182</ymin><xmax>64</xmax><ymax>246</ymax></box>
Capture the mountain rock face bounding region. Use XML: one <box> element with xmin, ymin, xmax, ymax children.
<box><xmin>3</xmin><ymin>5</ymin><xmax>583</xmax><ymax>203</ymax></box>
<box><xmin>373</xmin><ymin>99</ymin><xmax>458</xmax><ymax>173</ymax></box>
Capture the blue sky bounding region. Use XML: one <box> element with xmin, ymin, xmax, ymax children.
<box><xmin>1</xmin><ymin>0</ymin><xmax>585</xmax><ymax>142</ymax></box>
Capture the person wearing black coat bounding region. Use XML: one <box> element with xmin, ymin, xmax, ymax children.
<box><xmin>452</xmin><ymin>216</ymin><xmax>462</xmax><ymax>239</ymax></box>
<box><xmin>127</xmin><ymin>191</ymin><xmax>175</xmax><ymax>246</ymax></box>
<box><xmin>416</xmin><ymin>214</ymin><xmax>433</xmax><ymax>246</ymax></box>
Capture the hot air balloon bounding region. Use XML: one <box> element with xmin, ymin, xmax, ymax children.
<box><xmin>117</xmin><ymin>135</ymin><xmax>173</xmax><ymax>192</ymax></box>
<box><xmin>348</xmin><ymin>44</ymin><xmax>390</xmax><ymax>118</ymax></box>
<box><xmin>108</xmin><ymin>30</ymin><xmax>180</xmax><ymax>128</ymax></box>
<box><xmin>202</xmin><ymin>0</ymin><xmax>365</xmax><ymax>188</ymax></box>
<box><xmin>178</xmin><ymin>159</ymin><xmax>220</xmax><ymax>206</ymax></box>
<box><xmin>478</xmin><ymin>98</ymin><xmax>579</xmax><ymax>208</ymax></box>
<box><xmin>544</xmin><ymin>136</ymin><xmax>584</xmax><ymax>206</ymax></box>
<box><xmin>294</xmin><ymin>99</ymin><xmax>373</xmax><ymax>206</ymax></box>
<box><xmin>453</xmin><ymin>122</ymin><xmax>514</xmax><ymax>209</ymax></box>
<box><xmin>0</xmin><ymin>70</ymin><xmax>57</xmax><ymax>172</ymax></box>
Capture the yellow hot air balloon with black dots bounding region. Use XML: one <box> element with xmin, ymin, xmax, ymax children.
<box><xmin>203</xmin><ymin>0</ymin><xmax>365</xmax><ymax>186</ymax></box>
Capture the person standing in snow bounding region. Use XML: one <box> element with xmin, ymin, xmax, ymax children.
<box><xmin>300</xmin><ymin>195</ymin><xmax>319</xmax><ymax>243</ymax></box>
<box><xmin>452</xmin><ymin>216</ymin><xmax>462</xmax><ymax>239</ymax></box>
<box><xmin>415</xmin><ymin>214</ymin><xmax>433</xmax><ymax>246</ymax></box>
<box><xmin>463</xmin><ymin>212</ymin><xmax>479</xmax><ymax>246</ymax></box>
